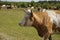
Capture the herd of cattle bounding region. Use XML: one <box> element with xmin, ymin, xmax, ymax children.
<box><xmin>0</xmin><ymin>4</ymin><xmax>15</xmax><ymax>9</ymax></box>
<box><xmin>19</xmin><ymin>7</ymin><xmax>60</xmax><ymax>40</ymax></box>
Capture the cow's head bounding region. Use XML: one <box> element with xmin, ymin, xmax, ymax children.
<box><xmin>19</xmin><ymin>9</ymin><xmax>34</xmax><ymax>26</ymax></box>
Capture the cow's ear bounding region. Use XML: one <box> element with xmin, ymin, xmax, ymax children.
<box><xmin>27</xmin><ymin>9</ymin><xmax>33</xmax><ymax>14</ymax></box>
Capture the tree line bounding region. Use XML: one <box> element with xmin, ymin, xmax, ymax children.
<box><xmin>0</xmin><ymin>1</ymin><xmax>60</xmax><ymax>9</ymax></box>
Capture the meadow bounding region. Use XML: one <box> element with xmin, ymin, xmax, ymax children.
<box><xmin>0</xmin><ymin>8</ymin><xmax>60</xmax><ymax>40</ymax></box>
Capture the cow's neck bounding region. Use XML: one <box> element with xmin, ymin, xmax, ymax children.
<box><xmin>33</xmin><ymin>12</ymin><xmax>44</xmax><ymax>24</ymax></box>
<box><xmin>32</xmin><ymin>12</ymin><xmax>47</xmax><ymax>37</ymax></box>
<box><xmin>33</xmin><ymin>17</ymin><xmax>47</xmax><ymax>37</ymax></box>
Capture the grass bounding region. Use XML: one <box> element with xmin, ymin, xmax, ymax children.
<box><xmin>0</xmin><ymin>8</ymin><xmax>60</xmax><ymax>40</ymax></box>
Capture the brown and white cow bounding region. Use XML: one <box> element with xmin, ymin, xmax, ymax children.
<box><xmin>19</xmin><ymin>9</ymin><xmax>60</xmax><ymax>40</ymax></box>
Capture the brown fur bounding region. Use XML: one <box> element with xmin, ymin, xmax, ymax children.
<box><xmin>31</xmin><ymin>10</ymin><xmax>60</xmax><ymax>40</ymax></box>
<box><xmin>55</xmin><ymin>10</ymin><xmax>60</xmax><ymax>14</ymax></box>
<box><xmin>19</xmin><ymin>10</ymin><xmax>60</xmax><ymax>40</ymax></box>
<box><xmin>33</xmin><ymin>12</ymin><xmax>53</xmax><ymax>32</ymax></box>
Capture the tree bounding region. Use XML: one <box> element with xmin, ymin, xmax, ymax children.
<box><xmin>31</xmin><ymin>0</ymin><xmax>35</xmax><ymax>6</ymax></box>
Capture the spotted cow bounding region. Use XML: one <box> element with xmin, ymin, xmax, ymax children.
<box><xmin>19</xmin><ymin>9</ymin><xmax>60</xmax><ymax>40</ymax></box>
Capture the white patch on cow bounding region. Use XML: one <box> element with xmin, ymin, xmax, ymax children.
<box><xmin>46</xmin><ymin>10</ymin><xmax>57</xmax><ymax>22</ymax></box>
<box><xmin>43</xmin><ymin>9</ymin><xmax>46</xmax><ymax>12</ymax></box>
<box><xmin>31</xmin><ymin>6</ymin><xmax>34</xmax><ymax>9</ymax></box>
<box><xmin>56</xmin><ymin>14</ymin><xmax>60</xmax><ymax>27</ymax></box>
<box><xmin>46</xmin><ymin>10</ymin><xmax>60</xmax><ymax>27</ymax></box>
<box><xmin>27</xmin><ymin>9</ymin><xmax>31</xmax><ymax>13</ymax></box>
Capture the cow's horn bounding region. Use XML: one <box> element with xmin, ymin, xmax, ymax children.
<box><xmin>23</xmin><ymin>9</ymin><xmax>27</xmax><ymax>13</ymax></box>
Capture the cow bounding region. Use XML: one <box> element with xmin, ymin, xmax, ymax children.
<box><xmin>19</xmin><ymin>9</ymin><xmax>60</xmax><ymax>40</ymax></box>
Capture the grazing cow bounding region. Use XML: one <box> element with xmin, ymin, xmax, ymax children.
<box><xmin>19</xmin><ymin>9</ymin><xmax>60</xmax><ymax>40</ymax></box>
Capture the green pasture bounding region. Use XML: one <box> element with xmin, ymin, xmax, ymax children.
<box><xmin>0</xmin><ymin>9</ymin><xmax>60</xmax><ymax>40</ymax></box>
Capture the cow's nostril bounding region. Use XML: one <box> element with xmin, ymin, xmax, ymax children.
<box><xmin>19</xmin><ymin>22</ymin><xmax>25</xmax><ymax>26</ymax></box>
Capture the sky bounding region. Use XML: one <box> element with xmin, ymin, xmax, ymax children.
<box><xmin>1</xmin><ymin>0</ymin><xmax>60</xmax><ymax>2</ymax></box>
<box><xmin>1</xmin><ymin>0</ymin><xmax>40</xmax><ymax>2</ymax></box>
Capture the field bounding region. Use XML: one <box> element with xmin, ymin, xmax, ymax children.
<box><xmin>0</xmin><ymin>9</ymin><xmax>60</xmax><ymax>40</ymax></box>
